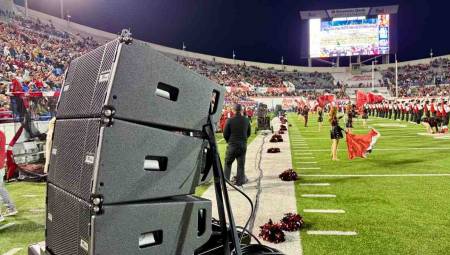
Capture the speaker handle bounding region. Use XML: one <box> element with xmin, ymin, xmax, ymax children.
<box><xmin>209</xmin><ymin>90</ymin><xmax>221</xmax><ymax>115</ymax></box>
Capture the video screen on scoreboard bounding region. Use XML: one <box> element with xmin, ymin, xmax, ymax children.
<box><xmin>309</xmin><ymin>15</ymin><xmax>390</xmax><ymax>58</ymax></box>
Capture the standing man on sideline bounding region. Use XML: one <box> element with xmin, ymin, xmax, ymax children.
<box><xmin>223</xmin><ymin>104</ymin><xmax>251</xmax><ymax>186</ymax></box>
<box><xmin>0</xmin><ymin>130</ymin><xmax>18</xmax><ymax>222</ymax></box>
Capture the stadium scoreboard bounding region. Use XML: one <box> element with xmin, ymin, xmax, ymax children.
<box><xmin>300</xmin><ymin>5</ymin><xmax>398</xmax><ymax>59</ymax></box>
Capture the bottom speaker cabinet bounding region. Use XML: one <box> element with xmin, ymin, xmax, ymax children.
<box><xmin>46</xmin><ymin>183</ymin><xmax>212</xmax><ymax>255</ymax></box>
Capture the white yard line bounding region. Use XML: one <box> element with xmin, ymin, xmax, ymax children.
<box><xmin>297</xmin><ymin>162</ymin><xmax>317</xmax><ymax>164</ymax></box>
<box><xmin>307</xmin><ymin>230</ymin><xmax>357</xmax><ymax>236</ymax></box>
<box><xmin>295</xmin><ymin>156</ymin><xmax>315</xmax><ymax>159</ymax></box>
<box><xmin>304</xmin><ymin>209</ymin><xmax>345</xmax><ymax>214</ymax></box>
<box><xmin>300</xmin><ymin>183</ymin><xmax>331</xmax><ymax>186</ymax></box>
<box><xmin>2</xmin><ymin>248</ymin><xmax>23</xmax><ymax>255</ymax></box>
<box><xmin>294</xmin><ymin>152</ymin><xmax>313</xmax><ymax>155</ymax></box>
<box><xmin>299</xmin><ymin>167</ymin><xmax>321</xmax><ymax>170</ymax></box>
<box><xmin>300</xmin><ymin>174</ymin><xmax>450</xmax><ymax>177</ymax></box>
<box><xmin>301</xmin><ymin>194</ymin><xmax>336</xmax><ymax>198</ymax></box>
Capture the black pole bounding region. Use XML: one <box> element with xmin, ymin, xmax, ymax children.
<box><xmin>204</xmin><ymin>114</ymin><xmax>242</xmax><ymax>255</ymax></box>
<box><xmin>204</xmin><ymin>118</ymin><xmax>230</xmax><ymax>255</ymax></box>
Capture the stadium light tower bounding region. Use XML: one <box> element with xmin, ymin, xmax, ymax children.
<box><xmin>281</xmin><ymin>56</ymin><xmax>284</xmax><ymax>65</ymax></box>
<box><xmin>182</xmin><ymin>42</ymin><xmax>186</xmax><ymax>51</ymax></box>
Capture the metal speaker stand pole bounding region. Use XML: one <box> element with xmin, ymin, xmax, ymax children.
<box><xmin>204</xmin><ymin>114</ymin><xmax>242</xmax><ymax>255</ymax></box>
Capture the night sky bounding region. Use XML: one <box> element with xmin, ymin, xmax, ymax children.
<box><xmin>15</xmin><ymin>0</ymin><xmax>450</xmax><ymax>66</ymax></box>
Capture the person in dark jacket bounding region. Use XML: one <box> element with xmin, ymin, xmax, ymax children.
<box><xmin>223</xmin><ymin>104</ymin><xmax>251</xmax><ymax>186</ymax></box>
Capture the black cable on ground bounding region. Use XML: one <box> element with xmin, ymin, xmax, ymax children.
<box><xmin>248</xmin><ymin>132</ymin><xmax>268</xmax><ymax>233</ymax></box>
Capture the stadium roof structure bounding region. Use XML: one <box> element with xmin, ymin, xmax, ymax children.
<box><xmin>300</xmin><ymin>5</ymin><xmax>399</xmax><ymax>20</ymax></box>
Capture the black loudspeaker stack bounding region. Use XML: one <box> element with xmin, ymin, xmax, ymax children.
<box><xmin>45</xmin><ymin>33</ymin><xmax>225</xmax><ymax>255</ymax></box>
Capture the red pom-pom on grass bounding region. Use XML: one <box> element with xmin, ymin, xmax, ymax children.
<box><xmin>278</xmin><ymin>169</ymin><xmax>298</xmax><ymax>181</ymax></box>
<box><xmin>259</xmin><ymin>219</ymin><xmax>286</xmax><ymax>243</ymax></box>
<box><xmin>280</xmin><ymin>213</ymin><xmax>304</xmax><ymax>232</ymax></box>
<box><xmin>267</xmin><ymin>148</ymin><xmax>281</xmax><ymax>153</ymax></box>
<box><xmin>270</xmin><ymin>134</ymin><xmax>284</xmax><ymax>143</ymax></box>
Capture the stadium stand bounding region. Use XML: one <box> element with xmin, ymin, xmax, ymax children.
<box><xmin>0</xmin><ymin>6</ymin><xmax>448</xmax><ymax>120</ymax></box>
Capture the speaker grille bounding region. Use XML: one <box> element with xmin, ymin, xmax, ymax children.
<box><xmin>57</xmin><ymin>40</ymin><xmax>119</xmax><ymax>119</ymax></box>
<box><xmin>46</xmin><ymin>184</ymin><xmax>90</xmax><ymax>255</ymax></box>
<box><xmin>48</xmin><ymin>118</ymin><xmax>101</xmax><ymax>201</ymax></box>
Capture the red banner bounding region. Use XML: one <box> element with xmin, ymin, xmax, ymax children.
<box><xmin>356</xmin><ymin>91</ymin><xmax>368</xmax><ymax>111</ymax></box>
<box><xmin>318</xmin><ymin>94</ymin><xmax>336</xmax><ymax>107</ymax></box>
<box><xmin>346</xmin><ymin>129</ymin><xmax>380</xmax><ymax>160</ymax></box>
<box><xmin>368</xmin><ymin>92</ymin><xmax>384</xmax><ymax>103</ymax></box>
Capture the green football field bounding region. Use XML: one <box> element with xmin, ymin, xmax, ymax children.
<box><xmin>2</xmin><ymin>113</ymin><xmax>449</xmax><ymax>255</ymax></box>
<box><xmin>288</xmin><ymin>113</ymin><xmax>450</xmax><ymax>255</ymax></box>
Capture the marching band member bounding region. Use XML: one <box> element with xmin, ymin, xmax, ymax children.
<box><xmin>362</xmin><ymin>104</ymin><xmax>369</xmax><ymax>128</ymax></box>
<box><xmin>424</xmin><ymin>100</ymin><xmax>430</xmax><ymax>118</ymax></box>
<box><xmin>400</xmin><ymin>101</ymin><xmax>405</xmax><ymax>121</ymax></box>
<box><xmin>444</xmin><ymin>99</ymin><xmax>450</xmax><ymax>133</ymax></box>
<box><xmin>345</xmin><ymin>104</ymin><xmax>354</xmax><ymax>133</ymax></box>
<box><xmin>431</xmin><ymin>99</ymin><xmax>437</xmax><ymax>118</ymax></box>
<box><xmin>405</xmin><ymin>102</ymin><xmax>410</xmax><ymax>122</ymax></box>
<box><xmin>388</xmin><ymin>101</ymin><xmax>393</xmax><ymax>119</ymax></box>
<box><xmin>317</xmin><ymin>106</ymin><xmax>324</xmax><ymax>132</ymax></box>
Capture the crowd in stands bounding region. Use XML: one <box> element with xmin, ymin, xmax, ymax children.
<box><xmin>382</xmin><ymin>57</ymin><xmax>450</xmax><ymax>97</ymax></box>
<box><xmin>0</xmin><ymin>12</ymin><xmax>98</xmax><ymax>121</ymax></box>
<box><xmin>175</xmin><ymin>56</ymin><xmax>340</xmax><ymax>99</ymax></box>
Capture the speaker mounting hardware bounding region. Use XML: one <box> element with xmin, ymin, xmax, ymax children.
<box><xmin>119</xmin><ymin>29</ymin><xmax>133</xmax><ymax>44</ymax></box>
<box><xmin>90</xmin><ymin>195</ymin><xmax>104</xmax><ymax>215</ymax></box>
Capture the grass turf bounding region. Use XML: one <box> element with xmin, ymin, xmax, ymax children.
<box><xmin>0</xmin><ymin>118</ymin><xmax>257</xmax><ymax>254</ymax></box>
<box><xmin>288</xmin><ymin>112</ymin><xmax>450</xmax><ymax>255</ymax></box>
<box><xmin>195</xmin><ymin>117</ymin><xmax>258</xmax><ymax>196</ymax></box>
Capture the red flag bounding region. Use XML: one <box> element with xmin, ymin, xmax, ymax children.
<box><xmin>346</xmin><ymin>129</ymin><xmax>380</xmax><ymax>160</ymax></box>
<box><xmin>368</xmin><ymin>92</ymin><xmax>384</xmax><ymax>103</ymax></box>
<box><xmin>356</xmin><ymin>91</ymin><xmax>368</xmax><ymax>111</ymax></box>
<box><xmin>318</xmin><ymin>94</ymin><xmax>335</xmax><ymax>107</ymax></box>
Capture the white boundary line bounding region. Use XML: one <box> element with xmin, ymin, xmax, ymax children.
<box><xmin>302</xmin><ymin>194</ymin><xmax>336</xmax><ymax>198</ymax></box>
<box><xmin>3</xmin><ymin>248</ymin><xmax>23</xmax><ymax>255</ymax></box>
<box><xmin>307</xmin><ymin>230</ymin><xmax>357</xmax><ymax>236</ymax></box>
<box><xmin>304</xmin><ymin>209</ymin><xmax>345</xmax><ymax>214</ymax></box>
<box><xmin>300</xmin><ymin>183</ymin><xmax>330</xmax><ymax>186</ymax></box>
<box><xmin>299</xmin><ymin>174</ymin><xmax>450</xmax><ymax>177</ymax></box>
